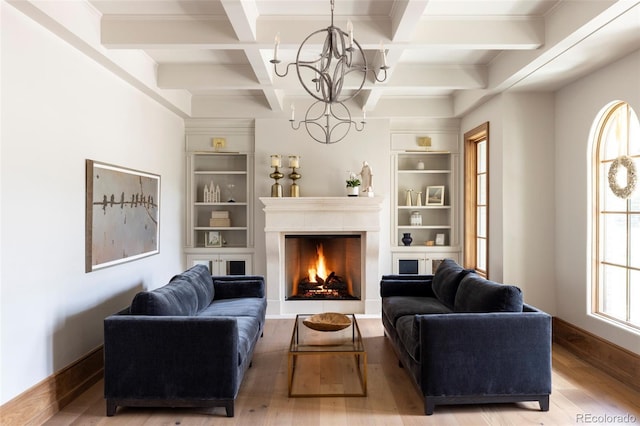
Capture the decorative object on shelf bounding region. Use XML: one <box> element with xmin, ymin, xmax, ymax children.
<box><xmin>410</xmin><ymin>211</ymin><xmax>422</xmax><ymax>226</ymax></box>
<box><xmin>203</xmin><ymin>181</ymin><xmax>220</xmax><ymax>203</ymax></box>
<box><xmin>209</xmin><ymin>211</ymin><xmax>230</xmax><ymax>227</ymax></box>
<box><xmin>205</xmin><ymin>231</ymin><xmax>222</xmax><ymax>247</ymax></box>
<box><xmin>426</xmin><ymin>185</ymin><xmax>445</xmax><ymax>205</ymax></box>
<box><xmin>288</xmin><ymin>155</ymin><xmax>301</xmax><ymax>197</ymax></box>
<box><xmin>405</xmin><ymin>189</ymin><xmax>413</xmax><ymax>206</ymax></box>
<box><xmin>270</xmin><ymin>155</ymin><xmax>284</xmax><ymax>197</ymax></box>
<box><xmin>417</xmin><ymin>136</ymin><xmax>432</xmax><ymax>150</ymax></box>
<box><xmin>85</xmin><ymin>160</ymin><xmax>160</xmax><ymax>272</ymax></box>
<box><xmin>402</xmin><ymin>233</ymin><xmax>413</xmax><ymax>246</ymax></box>
<box><xmin>417</xmin><ymin>159</ymin><xmax>425</xmax><ymax>170</ymax></box>
<box><xmin>346</xmin><ymin>172</ymin><xmax>361</xmax><ymax>197</ymax></box>
<box><xmin>435</xmin><ymin>233</ymin><xmax>445</xmax><ymax>246</ymax></box>
<box><xmin>303</xmin><ymin>312</ymin><xmax>352</xmax><ymax>332</ymax></box>
<box><xmin>608</xmin><ymin>155</ymin><xmax>637</xmax><ymax>199</ymax></box>
<box><xmin>425</xmin><ymin>240</ymin><xmax>435</xmax><ymax>246</ymax></box>
<box><xmin>415</xmin><ymin>191</ymin><xmax>423</xmax><ymax>206</ymax></box>
<box><xmin>270</xmin><ymin>0</ymin><xmax>388</xmax><ymax>144</ymax></box>
<box><xmin>226</xmin><ymin>183</ymin><xmax>236</xmax><ymax>202</ymax></box>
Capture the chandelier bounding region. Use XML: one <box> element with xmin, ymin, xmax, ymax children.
<box><xmin>270</xmin><ymin>0</ymin><xmax>389</xmax><ymax>144</ymax></box>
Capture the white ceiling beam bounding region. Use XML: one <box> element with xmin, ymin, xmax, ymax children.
<box><xmin>220</xmin><ymin>0</ymin><xmax>258</xmax><ymax>41</ymax></box>
<box><xmin>390</xmin><ymin>0</ymin><xmax>429</xmax><ymax>42</ymax></box>
<box><xmin>101</xmin><ymin>16</ymin><xmax>542</xmax><ymax>51</ymax></box>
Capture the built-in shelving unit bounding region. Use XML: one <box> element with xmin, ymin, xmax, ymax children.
<box><xmin>390</xmin><ymin>130</ymin><xmax>462</xmax><ymax>274</ymax></box>
<box><xmin>185</xmin><ymin>152</ymin><xmax>254</xmax><ymax>275</ymax></box>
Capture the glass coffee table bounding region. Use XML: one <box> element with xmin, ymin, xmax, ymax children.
<box><xmin>288</xmin><ymin>313</ymin><xmax>367</xmax><ymax>397</ymax></box>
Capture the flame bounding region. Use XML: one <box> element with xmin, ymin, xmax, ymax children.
<box><xmin>308</xmin><ymin>244</ymin><xmax>327</xmax><ymax>283</ymax></box>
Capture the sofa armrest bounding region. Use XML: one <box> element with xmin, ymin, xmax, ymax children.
<box><xmin>212</xmin><ymin>275</ymin><xmax>265</xmax><ymax>299</ymax></box>
<box><xmin>104</xmin><ymin>315</ymin><xmax>241</xmax><ymax>400</ymax></box>
<box><xmin>380</xmin><ymin>275</ymin><xmax>435</xmax><ymax>298</ymax></box>
<box><xmin>417</xmin><ymin>311</ymin><xmax>552</xmax><ymax>396</ymax></box>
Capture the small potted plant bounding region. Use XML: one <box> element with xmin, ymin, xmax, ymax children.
<box><xmin>346</xmin><ymin>174</ymin><xmax>361</xmax><ymax>197</ymax></box>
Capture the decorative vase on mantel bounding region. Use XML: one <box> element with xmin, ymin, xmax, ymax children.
<box><xmin>402</xmin><ymin>233</ymin><xmax>413</xmax><ymax>246</ymax></box>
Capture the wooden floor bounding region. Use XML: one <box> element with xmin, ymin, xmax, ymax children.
<box><xmin>44</xmin><ymin>318</ymin><xmax>640</xmax><ymax>426</ymax></box>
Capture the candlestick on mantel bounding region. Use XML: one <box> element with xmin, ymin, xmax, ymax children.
<box><xmin>269</xmin><ymin>154</ymin><xmax>284</xmax><ymax>197</ymax></box>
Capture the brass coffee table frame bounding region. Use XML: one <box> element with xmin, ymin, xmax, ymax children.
<box><xmin>288</xmin><ymin>314</ymin><xmax>367</xmax><ymax>397</ymax></box>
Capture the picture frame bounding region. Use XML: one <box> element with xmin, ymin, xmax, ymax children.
<box><xmin>85</xmin><ymin>160</ymin><xmax>160</xmax><ymax>272</ymax></box>
<box><xmin>435</xmin><ymin>233</ymin><xmax>446</xmax><ymax>246</ymax></box>
<box><xmin>426</xmin><ymin>185</ymin><xmax>445</xmax><ymax>205</ymax></box>
<box><xmin>205</xmin><ymin>231</ymin><xmax>222</xmax><ymax>247</ymax></box>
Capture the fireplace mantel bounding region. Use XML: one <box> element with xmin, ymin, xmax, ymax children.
<box><xmin>260</xmin><ymin>196</ymin><xmax>384</xmax><ymax>316</ymax></box>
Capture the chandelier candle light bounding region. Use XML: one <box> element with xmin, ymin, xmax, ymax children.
<box><xmin>270</xmin><ymin>155</ymin><xmax>284</xmax><ymax>197</ymax></box>
<box><xmin>270</xmin><ymin>0</ymin><xmax>389</xmax><ymax>144</ymax></box>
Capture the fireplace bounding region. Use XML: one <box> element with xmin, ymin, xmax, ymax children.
<box><xmin>285</xmin><ymin>234</ymin><xmax>361</xmax><ymax>300</ymax></box>
<box><xmin>260</xmin><ymin>196</ymin><xmax>383</xmax><ymax>315</ymax></box>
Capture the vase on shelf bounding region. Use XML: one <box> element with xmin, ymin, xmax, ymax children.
<box><xmin>401</xmin><ymin>233</ymin><xmax>413</xmax><ymax>246</ymax></box>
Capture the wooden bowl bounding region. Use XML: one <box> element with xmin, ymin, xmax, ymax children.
<box><xmin>303</xmin><ymin>312</ymin><xmax>352</xmax><ymax>332</ymax></box>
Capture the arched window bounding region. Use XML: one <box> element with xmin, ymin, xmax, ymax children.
<box><xmin>593</xmin><ymin>101</ymin><xmax>639</xmax><ymax>331</ymax></box>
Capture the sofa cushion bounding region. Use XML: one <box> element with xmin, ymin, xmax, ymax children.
<box><xmin>197</xmin><ymin>297</ymin><xmax>267</xmax><ymax>326</ymax></box>
<box><xmin>130</xmin><ymin>280</ymin><xmax>200</xmax><ymax>316</ymax></box>
<box><xmin>431</xmin><ymin>259</ymin><xmax>474</xmax><ymax>309</ymax></box>
<box><xmin>235</xmin><ymin>316</ymin><xmax>261</xmax><ymax>366</ymax></box>
<box><xmin>454</xmin><ymin>273</ymin><xmax>524</xmax><ymax>313</ymax></box>
<box><xmin>395</xmin><ymin>315</ymin><xmax>421</xmax><ymax>362</ymax></box>
<box><xmin>383</xmin><ymin>296</ymin><xmax>452</xmax><ymax>327</ymax></box>
<box><xmin>213</xmin><ymin>279</ymin><xmax>265</xmax><ymax>299</ymax></box>
<box><xmin>170</xmin><ymin>264</ymin><xmax>214</xmax><ymax>311</ymax></box>
<box><xmin>380</xmin><ymin>279</ymin><xmax>436</xmax><ymax>298</ymax></box>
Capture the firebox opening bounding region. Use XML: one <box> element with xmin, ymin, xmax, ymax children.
<box><xmin>285</xmin><ymin>234</ymin><xmax>362</xmax><ymax>301</ymax></box>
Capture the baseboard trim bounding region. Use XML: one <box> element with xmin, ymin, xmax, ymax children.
<box><xmin>0</xmin><ymin>346</ymin><xmax>104</xmax><ymax>426</ymax></box>
<box><xmin>553</xmin><ymin>317</ymin><xmax>640</xmax><ymax>393</ymax></box>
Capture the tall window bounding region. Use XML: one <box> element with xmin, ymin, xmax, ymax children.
<box><xmin>464</xmin><ymin>123</ymin><xmax>489</xmax><ymax>277</ymax></box>
<box><xmin>593</xmin><ymin>101</ymin><xmax>639</xmax><ymax>331</ymax></box>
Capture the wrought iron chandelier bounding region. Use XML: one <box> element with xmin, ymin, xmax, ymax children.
<box><xmin>270</xmin><ymin>0</ymin><xmax>389</xmax><ymax>144</ymax></box>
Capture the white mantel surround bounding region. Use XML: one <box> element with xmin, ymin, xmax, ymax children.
<box><xmin>260</xmin><ymin>197</ymin><xmax>384</xmax><ymax>316</ymax></box>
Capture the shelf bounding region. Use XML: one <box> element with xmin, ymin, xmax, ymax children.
<box><xmin>195</xmin><ymin>202</ymin><xmax>248</xmax><ymax>206</ymax></box>
<box><xmin>194</xmin><ymin>227</ymin><xmax>248</xmax><ymax>231</ymax></box>
<box><xmin>398</xmin><ymin>170</ymin><xmax>451</xmax><ymax>174</ymax></box>
<box><xmin>398</xmin><ymin>205</ymin><xmax>450</xmax><ymax>209</ymax></box>
<box><xmin>194</xmin><ymin>171</ymin><xmax>247</xmax><ymax>175</ymax></box>
<box><xmin>398</xmin><ymin>225</ymin><xmax>452</xmax><ymax>230</ymax></box>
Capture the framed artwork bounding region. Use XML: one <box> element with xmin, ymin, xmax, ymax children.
<box><xmin>426</xmin><ymin>185</ymin><xmax>445</xmax><ymax>205</ymax></box>
<box><xmin>205</xmin><ymin>231</ymin><xmax>222</xmax><ymax>247</ymax></box>
<box><xmin>435</xmin><ymin>233</ymin><xmax>446</xmax><ymax>246</ymax></box>
<box><xmin>85</xmin><ymin>160</ymin><xmax>160</xmax><ymax>272</ymax></box>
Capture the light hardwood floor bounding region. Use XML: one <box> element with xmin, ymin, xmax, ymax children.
<box><xmin>44</xmin><ymin>318</ymin><xmax>640</xmax><ymax>425</ymax></box>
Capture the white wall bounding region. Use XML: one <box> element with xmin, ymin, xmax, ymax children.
<box><xmin>555</xmin><ymin>49</ymin><xmax>640</xmax><ymax>354</ymax></box>
<box><xmin>460</xmin><ymin>93</ymin><xmax>557</xmax><ymax>314</ymax></box>
<box><xmin>0</xmin><ymin>4</ymin><xmax>185</xmax><ymax>404</ymax></box>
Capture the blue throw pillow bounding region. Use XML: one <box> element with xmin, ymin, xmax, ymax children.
<box><xmin>454</xmin><ymin>273</ymin><xmax>524</xmax><ymax>313</ymax></box>
<box><xmin>431</xmin><ymin>258</ymin><xmax>474</xmax><ymax>309</ymax></box>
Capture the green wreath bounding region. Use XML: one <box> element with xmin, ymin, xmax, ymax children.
<box><xmin>608</xmin><ymin>155</ymin><xmax>637</xmax><ymax>199</ymax></box>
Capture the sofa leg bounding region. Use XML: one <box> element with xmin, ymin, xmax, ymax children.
<box><xmin>225</xmin><ymin>402</ymin><xmax>234</xmax><ymax>417</ymax></box>
<box><xmin>539</xmin><ymin>395</ymin><xmax>550</xmax><ymax>412</ymax></box>
<box><xmin>424</xmin><ymin>397</ymin><xmax>435</xmax><ymax>415</ymax></box>
<box><xmin>106</xmin><ymin>400</ymin><xmax>117</xmax><ymax>416</ymax></box>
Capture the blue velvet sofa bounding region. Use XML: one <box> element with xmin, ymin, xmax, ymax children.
<box><xmin>103</xmin><ymin>264</ymin><xmax>267</xmax><ymax>417</ymax></box>
<box><xmin>380</xmin><ymin>259</ymin><xmax>551</xmax><ymax>415</ymax></box>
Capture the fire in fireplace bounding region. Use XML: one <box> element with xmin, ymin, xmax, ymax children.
<box><xmin>285</xmin><ymin>234</ymin><xmax>361</xmax><ymax>300</ymax></box>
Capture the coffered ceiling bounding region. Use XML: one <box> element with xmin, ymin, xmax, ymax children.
<box><xmin>14</xmin><ymin>1</ymin><xmax>640</xmax><ymax>119</ymax></box>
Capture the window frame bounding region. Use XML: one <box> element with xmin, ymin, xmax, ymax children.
<box><xmin>592</xmin><ymin>101</ymin><xmax>640</xmax><ymax>332</ymax></box>
<box><xmin>464</xmin><ymin>122</ymin><xmax>489</xmax><ymax>277</ymax></box>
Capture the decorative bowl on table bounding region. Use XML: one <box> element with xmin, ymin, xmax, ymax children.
<box><xmin>303</xmin><ymin>312</ymin><xmax>352</xmax><ymax>332</ymax></box>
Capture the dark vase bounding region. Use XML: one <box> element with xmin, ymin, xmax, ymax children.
<box><xmin>402</xmin><ymin>233</ymin><xmax>413</xmax><ymax>246</ymax></box>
